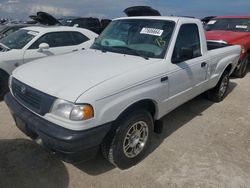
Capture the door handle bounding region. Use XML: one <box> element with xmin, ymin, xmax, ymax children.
<box><xmin>161</xmin><ymin>76</ymin><xmax>168</xmax><ymax>82</ymax></box>
<box><xmin>72</xmin><ymin>49</ymin><xmax>78</xmax><ymax>52</ymax></box>
<box><xmin>201</xmin><ymin>62</ymin><xmax>207</xmax><ymax>67</ymax></box>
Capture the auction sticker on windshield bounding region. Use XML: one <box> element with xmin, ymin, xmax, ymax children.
<box><xmin>235</xmin><ymin>25</ymin><xmax>248</xmax><ymax>29</ymax></box>
<box><xmin>140</xmin><ymin>28</ymin><xmax>164</xmax><ymax>36</ymax></box>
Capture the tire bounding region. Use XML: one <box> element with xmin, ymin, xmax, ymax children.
<box><xmin>207</xmin><ymin>71</ymin><xmax>230</xmax><ymax>102</ymax></box>
<box><xmin>101</xmin><ymin>109</ymin><xmax>153</xmax><ymax>169</ymax></box>
<box><xmin>0</xmin><ymin>71</ymin><xmax>9</xmax><ymax>101</ymax></box>
<box><xmin>233</xmin><ymin>53</ymin><xmax>249</xmax><ymax>78</ymax></box>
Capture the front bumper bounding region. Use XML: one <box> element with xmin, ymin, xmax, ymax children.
<box><xmin>4</xmin><ymin>93</ymin><xmax>112</xmax><ymax>163</ymax></box>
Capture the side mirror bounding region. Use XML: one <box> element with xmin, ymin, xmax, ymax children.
<box><xmin>38</xmin><ymin>43</ymin><xmax>49</xmax><ymax>52</ymax></box>
<box><xmin>173</xmin><ymin>47</ymin><xmax>194</xmax><ymax>64</ymax></box>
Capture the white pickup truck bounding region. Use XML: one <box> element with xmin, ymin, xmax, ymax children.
<box><xmin>0</xmin><ymin>26</ymin><xmax>98</xmax><ymax>99</ymax></box>
<box><xmin>5</xmin><ymin>16</ymin><xmax>241</xmax><ymax>169</ymax></box>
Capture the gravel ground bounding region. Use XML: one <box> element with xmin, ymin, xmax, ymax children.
<box><xmin>0</xmin><ymin>68</ymin><xmax>249</xmax><ymax>188</ymax></box>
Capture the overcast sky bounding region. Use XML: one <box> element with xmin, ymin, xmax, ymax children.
<box><xmin>0</xmin><ymin>0</ymin><xmax>250</xmax><ymax>20</ymax></box>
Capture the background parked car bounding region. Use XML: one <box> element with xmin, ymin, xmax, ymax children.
<box><xmin>0</xmin><ymin>26</ymin><xmax>98</xmax><ymax>99</ymax></box>
<box><xmin>59</xmin><ymin>17</ymin><xmax>103</xmax><ymax>34</ymax></box>
<box><xmin>100</xmin><ymin>19</ymin><xmax>112</xmax><ymax>29</ymax></box>
<box><xmin>205</xmin><ymin>16</ymin><xmax>250</xmax><ymax>78</ymax></box>
<box><xmin>0</xmin><ymin>18</ymin><xmax>9</xmax><ymax>25</ymax></box>
<box><xmin>29</xmin><ymin>12</ymin><xmax>109</xmax><ymax>34</ymax></box>
<box><xmin>201</xmin><ymin>16</ymin><xmax>216</xmax><ymax>26</ymax></box>
<box><xmin>29</xmin><ymin>12</ymin><xmax>62</xmax><ymax>26</ymax></box>
<box><xmin>124</xmin><ymin>6</ymin><xmax>161</xmax><ymax>16</ymax></box>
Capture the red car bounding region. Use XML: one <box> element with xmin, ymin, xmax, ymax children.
<box><xmin>205</xmin><ymin>16</ymin><xmax>250</xmax><ymax>78</ymax></box>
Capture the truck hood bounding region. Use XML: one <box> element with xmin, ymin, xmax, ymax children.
<box><xmin>206</xmin><ymin>30</ymin><xmax>250</xmax><ymax>44</ymax></box>
<box><xmin>13</xmin><ymin>49</ymin><xmax>159</xmax><ymax>102</ymax></box>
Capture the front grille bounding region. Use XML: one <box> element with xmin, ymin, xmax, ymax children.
<box><xmin>12</xmin><ymin>78</ymin><xmax>56</xmax><ymax>115</ymax></box>
<box><xmin>12</xmin><ymin>81</ymin><xmax>42</xmax><ymax>109</ymax></box>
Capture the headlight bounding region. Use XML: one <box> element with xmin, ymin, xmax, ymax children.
<box><xmin>50</xmin><ymin>99</ymin><xmax>94</xmax><ymax>121</ymax></box>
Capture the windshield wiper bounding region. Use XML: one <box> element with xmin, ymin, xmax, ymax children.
<box><xmin>111</xmin><ymin>46</ymin><xmax>149</xmax><ymax>60</ymax></box>
<box><xmin>92</xmin><ymin>43</ymin><xmax>150</xmax><ymax>60</ymax></box>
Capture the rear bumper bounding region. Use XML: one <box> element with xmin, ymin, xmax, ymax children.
<box><xmin>4</xmin><ymin>93</ymin><xmax>112</xmax><ymax>162</ymax></box>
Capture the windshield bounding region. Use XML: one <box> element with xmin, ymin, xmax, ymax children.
<box><xmin>91</xmin><ymin>19</ymin><xmax>175</xmax><ymax>59</ymax></box>
<box><xmin>0</xmin><ymin>29</ymin><xmax>37</xmax><ymax>49</ymax></box>
<box><xmin>206</xmin><ymin>18</ymin><xmax>250</xmax><ymax>32</ymax></box>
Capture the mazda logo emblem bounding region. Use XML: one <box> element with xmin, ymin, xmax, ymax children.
<box><xmin>21</xmin><ymin>86</ymin><xmax>26</xmax><ymax>94</ymax></box>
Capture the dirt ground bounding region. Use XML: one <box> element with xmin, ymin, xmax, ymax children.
<box><xmin>0</xmin><ymin>68</ymin><xmax>250</xmax><ymax>188</ymax></box>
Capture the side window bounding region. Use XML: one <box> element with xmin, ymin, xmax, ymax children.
<box><xmin>172</xmin><ymin>24</ymin><xmax>201</xmax><ymax>63</ymax></box>
<box><xmin>71</xmin><ymin>32</ymin><xmax>89</xmax><ymax>45</ymax></box>
<box><xmin>29</xmin><ymin>32</ymin><xmax>76</xmax><ymax>49</ymax></box>
<box><xmin>29</xmin><ymin>34</ymin><xmax>48</xmax><ymax>49</ymax></box>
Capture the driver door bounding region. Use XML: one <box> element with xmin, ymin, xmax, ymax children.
<box><xmin>162</xmin><ymin>24</ymin><xmax>208</xmax><ymax>113</ymax></box>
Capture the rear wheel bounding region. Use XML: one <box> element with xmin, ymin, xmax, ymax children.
<box><xmin>0</xmin><ymin>71</ymin><xmax>9</xmax><ymax>100</ymax></box>
<box><xmin>233</xmin><ymin>53</ymin><xmax>249</xmax><ymax>78</ymax></box>
<box><xmin>101</xmin><ymin>109</ymin><xmax>153</xmax><ymax>169</ymax></box>
<box><xmin>207</xmin><ymin>71</ymin><xmax>230</xmax><ymax>102</ymax></box>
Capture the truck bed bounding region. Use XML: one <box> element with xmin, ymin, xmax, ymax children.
<box><xmin>207</xmin><ymin>41</ymin><xmax>229</xmax><ymax>51</ymax></box>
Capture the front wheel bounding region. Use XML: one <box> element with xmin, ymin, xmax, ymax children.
<box><xmin>207</xmin><ymin>71</ymin><xmax>230</xmax><ymax>102</ymax></box>
<box><xmin>101</xmin><ymin>109</ymin><xmax>153</xmax><ymax>169</ymax></box>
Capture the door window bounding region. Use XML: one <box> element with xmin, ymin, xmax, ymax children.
<box><xmin>29</xmin><ymin>32</ymin><xmax>76</xmax><ymax>49</ymax></box>
<box><xmin>71</xmin><ymin>32</ymin><xmax>89</xmax><ymax>45</ymax></box>
<box><xmin>172</xmin><ymin>24</ymin><xmax>201</xmax><ymax>63</ymax></box>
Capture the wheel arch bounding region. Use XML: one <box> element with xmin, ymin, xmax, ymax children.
<box><xmin>224</xmin><ymin>63</ymin><xmax>233</xmax><ymax>74</ymax></box>
<box><xmin>116</xmin><ymin>99</ymin><xmax>158</xmax><ymax>122</ymax></box>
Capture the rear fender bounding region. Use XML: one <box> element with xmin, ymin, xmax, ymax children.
<box><xmin>208</xmin><ymin>53</ymin><xmax>239</xmax><ymax>89</ymax></box>
<box><xmin>215</xmin><ymin>52</ymin><xmax>239</xmax><ymax>77</ymax></box>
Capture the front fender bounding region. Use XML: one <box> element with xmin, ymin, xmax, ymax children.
<box><xmin>92</xmin><ymin>79</ymin><xmax>163</xmax><ymax>126</ymax></box>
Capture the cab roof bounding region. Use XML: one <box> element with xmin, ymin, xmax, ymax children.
<box><xmin>114</xmin><ymin>16</ymin><xmax>200</xmax><ymax>23</ymax></box>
